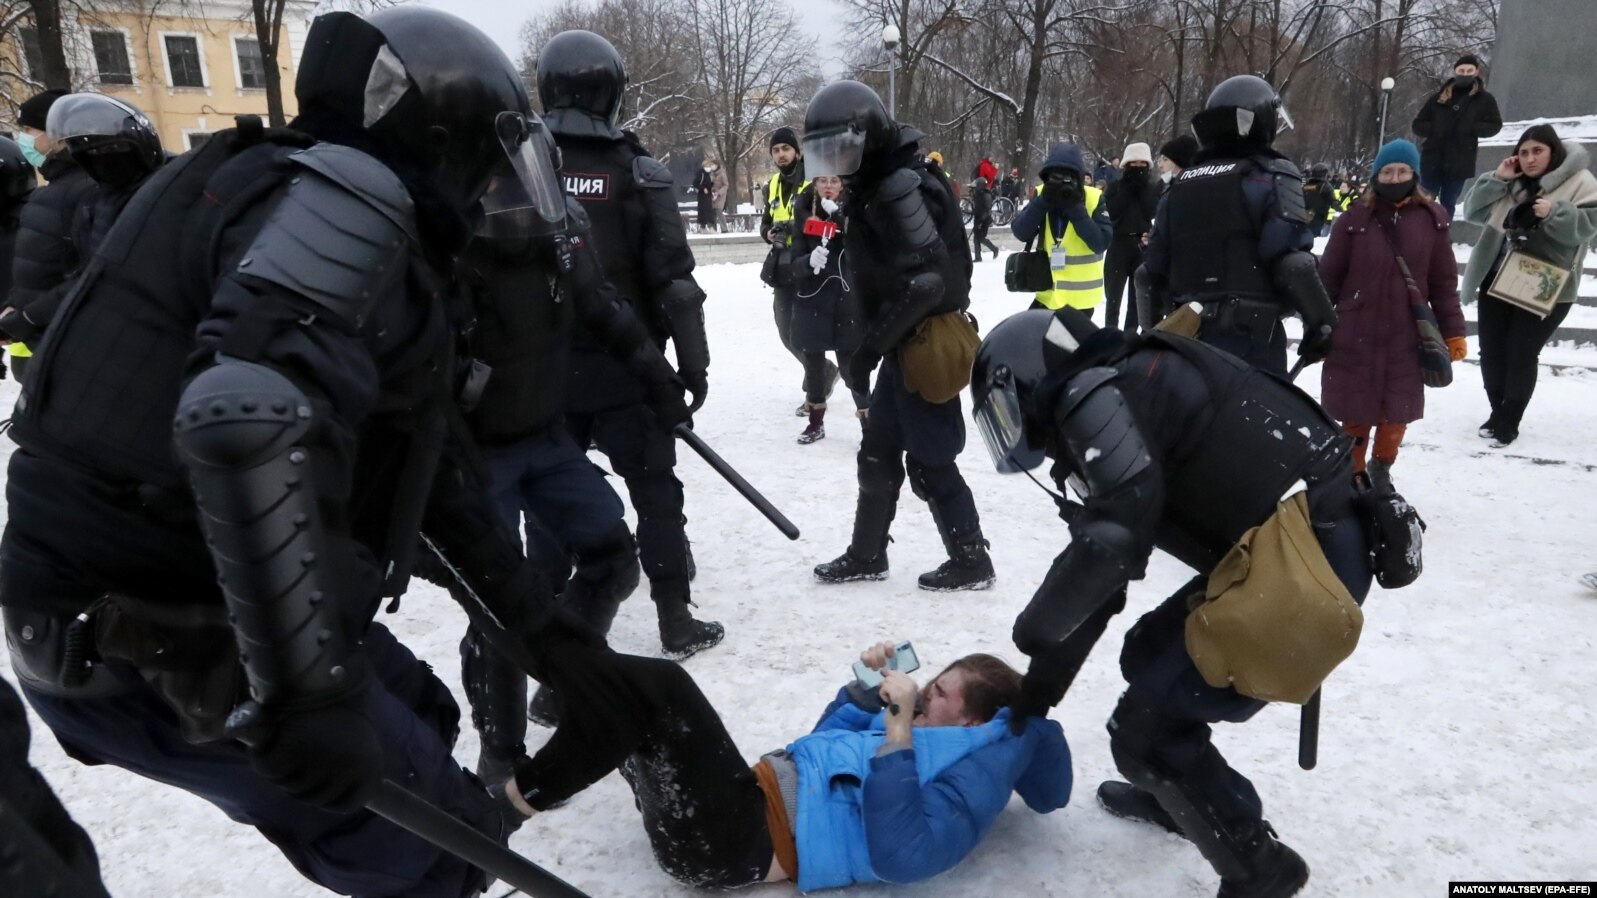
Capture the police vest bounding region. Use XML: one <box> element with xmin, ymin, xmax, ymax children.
<box><xmin>559</xmin><ymin>139</ymin><xmax>651</xmax><ymax>316</ymax></box>
<box><xmin>768</xmin><ymin>173</ymin><xmax>809</xmax><ymax>244</ymax></box>
<box><xmin>1033</xmin><ymin>183</ymin><xmax>1105</xmax><ymax>311</ymax></box>
<box><xmin>1164</xmin><ymin>158</ymin><xmax>1277</xmax><ymax>302</ymax></box>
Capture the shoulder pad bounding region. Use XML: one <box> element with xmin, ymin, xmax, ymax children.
<box><xmin>1265</xmin><ymin>157</ymin><xmax>1303</xmax><ymax>179</ymax></box>
<box><xmin>632</xmin><ymin>156</ymin><xmax>674</xmax><ymax>189</ymax></box>
<box><xmin>1270</xmin><ymin>168</ymin><xmax>1311</xmax><ymax>224</ymax></box>
<box><xmin>236</xmin><ymin>167</ymin><xmax>412</xmax><ymax>327</ymax></box>
<box><xmin>1056</xmin><ymin>369</ymin><xmax>1153</xmax><ymax>495</ymax></box>
<box><xmin>878</xmin><ymin>167</ymin><xmax>924</xmax><ymax>201</ymax></box>
<box><xmin>287</xmin><ymin>143</ymin><xmax>416</xmax><ymax>242</ymax></box>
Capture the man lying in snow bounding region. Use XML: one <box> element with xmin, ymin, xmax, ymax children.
<box><xmin>505</xmin><ymin>641</ymin><xmax>1071</xmax><ymax>890</ymax></box>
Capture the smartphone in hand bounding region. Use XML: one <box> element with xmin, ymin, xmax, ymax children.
<box><xmin>853</xmin><ymin>641</ymin><xmax>920</xmax><ymax>689</ymax></box>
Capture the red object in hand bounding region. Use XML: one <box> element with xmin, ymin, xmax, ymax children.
<box><xmin>803</xmin><ymin>218</ymin><xmax>838</xmax><ymax>239</ymax></box>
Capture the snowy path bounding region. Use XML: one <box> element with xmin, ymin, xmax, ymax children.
<box><xmin>3</xmin><ymin>257</ymin><xmax>1595</xmax><ymax>897</ymax></box>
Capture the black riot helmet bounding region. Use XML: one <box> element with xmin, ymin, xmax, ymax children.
<box><xmin>1191</xmin><ymin>74</ymin><xmax>1292</xmax><ymax>153</ymax></box>
<box><xmin>537</xmin><ymin>30</ymin><xmax>627</xmax><ymax>128</ymax></box>
<box><xmin>478</xmin><ymin>108</ymin><xmax>568</xmax><ymax>247</ymax></box>
<box><xmin>970</xmin><ymin>309</ymin><xmax>1099</xmax><ymax>473</ymax></box>
<box><xmin>1309</xmin><ymin>162</ymin><xmax>1330</xmax><ymax>181</ymax></box>
<box><xmin>0</xmin><ymin>136</ymin><xmax>36</xmax><ymax>205</ymax></box>
<box><xmin>46</xmin><ymin>93</ymin><xmax>164</xmax><ymax>190</ymax></box>
<box><xmin>295</xmin><ymin>8</ymin><xmax>539</xmax><ymax>216</ymax></box>
<box><xmin>802</xmin><ymin>80</ymin><xmax>896</xmax><ymax>180</ymax></box>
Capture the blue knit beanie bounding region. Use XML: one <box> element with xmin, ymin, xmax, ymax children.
<box><xmin>1372</xmin><ymin>139</ymin><xmax>1421</xmax><ymax>178</ymax></box>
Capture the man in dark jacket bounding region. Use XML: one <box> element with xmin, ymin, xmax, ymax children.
<box><xmin>1000</xmin><ymin>167</ymin><xmax>1023</xmax><ymax>201</ymax></box>
<box><xmin>1</xmin><ymin>89</ymin><xmax>96</xmax><ymax>381</ymax></box>
<box><xmin>1411</xmin><ymin>54</ymin><xmax>1503</xmax><ymax>218</ymax></box>
<box><xmin>1103</xmin><ymin>142</ymin><xmax>1160</xmax><ymax>332</ymax></box>
<box><xmin>539</xmin><ymin>29</ymin><xmax>723</xmax><ymax>660</ymax></box>
<box><xmin>0</xmin><ymin>11</ymin><xmax>661</xmax><ymax>893</ymax></box>
<box><xmin>1302</xmin><ymin>163</ymin><xmax>1335</xmax><ymax>236</ymax></box>
<box><xmin>971</xmin><ymin>308</ymin><xmax>1375</xmax><ymax>898</ymax></box>
<box><xmin>762</xmin><ymin>125</ymin><xmax>818</xmax><ymax>409</ymax></box>
<box><xmin>803</xmin><ymin>80</ymin><xmax>994</xmax><ymax>592</ymax></box>
<box><xmin>0</xmin><ymin>137</ymin><xmax>35</xmax><ymax>381</ymax></box>
<box><xmin>1143</xmin><ymin>75</ymin><xmax>1336</xmax><ymax>374</ymax></box>
<box><xmin>455</xmin><ymin>199</ymin><xmax>695</xmax><ymax>777</ymax></box>
<box><xmin>970</xmin><ymin>177</ymin><xmax>999</xmax><ymax>261</ymax></box>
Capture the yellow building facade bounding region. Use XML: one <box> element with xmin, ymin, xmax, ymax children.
<box><xmin>4</xmin><ymin>0</ymin><xmax>316</xmax><ymax>153</ymax></box>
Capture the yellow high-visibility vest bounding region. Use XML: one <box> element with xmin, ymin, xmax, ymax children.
<box><xmin>6</xmin><ymin>342</ymin><xmax>30</xmax><ymax>358</ymax></box>
<box><xmin>1033</xmin><ymin>183</ymin><xmax>1105</xmax><ymax>310</ymax></box>
<box><xmin>767</xmin><ymin>175</ymin><xmax>810</xmax><ymax>245</ymax></box>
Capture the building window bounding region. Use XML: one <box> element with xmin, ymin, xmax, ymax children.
<box><xmin>17</xmin><ymin>27</ymin><xmax>44</xmax><ymax>78</ymax></box>
<box><xmin>234</xmin><ymin>37</ymin><xmax>266</xmax><ymax>90</ymax></box>
<box><xmin>92</xmin><ymin>31</ymin><xmax>133</xmax><ymax>85</ymax></box>
<box><xmin>164</xmin><ymin>35</ymin><xmax>205</xmax><ymax>88</ymax></box>
<box><xmin>186</xmin><ymin>132</ymin><xmax>212</xmax><ymax>149</ymax></box>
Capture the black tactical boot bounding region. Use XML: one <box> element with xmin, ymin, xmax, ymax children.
<box><xmin>814</xmin><ymin>549</ymin><xmax>888</xmax><ymax>582</ymax></box>
<box><xmin>655</xmin><ymin>582</ymin><xmax>724</xmax><ymax>660</ymax></box>
<box><xmin>1216</xmin><ymin>824</ymin><xmax>1309</xmax><ymax>898</ymax></box>
<box><xmin>526</xmin><ymin>687</ymin><xmax>559</xmax><ymax>728</ymax></box>
<box><xmin>1097</xmin><ymin>780</ymin><xmax>1182</xmax><ymax>835</ymax></box>
<box><xmin>917</xmin><ymin>541</ymin><xmax>995</xmax><ymax>591</ymax></box>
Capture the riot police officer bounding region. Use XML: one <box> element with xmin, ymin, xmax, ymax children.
<box><xmin>0</xmin><ymin>10</ymin><xmax>647</xmax><ymax>894</ymax></box>
<box><xmin>538</xmin><ymin>29</ymin><xmax>722</xmax><ymax>658</ymax></box>
<box><xmin>1143</xmin><ymin>75</ymin><xmax>1335</xmax><ymax>374</ymax></box>
<box><xmin>455</xmin><ymin>195</ymin><xmax>693</xmax><ymax>777</ymax></box>
<box><xmin>803</xmin><ymin>80</ymin><xmax>995</xmax><ymax>591</ymax></box>
<box><xmin>970</xmin><ymin>308</ymin><xmax>1376</xmax><ymax>898</ymax></box>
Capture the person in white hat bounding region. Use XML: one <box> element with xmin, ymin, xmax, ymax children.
<box><xmin>1103</xmin><ymin>141</ymin><xmax>1159</xmax><ymax>331</ymax></box>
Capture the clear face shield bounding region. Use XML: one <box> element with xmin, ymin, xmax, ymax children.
<box><xmin>802</xmin><ymin>127</ymin><xmax>866</xmax><ymax>178</ymax></box>
<box><xmin>480</xmin><ymin>110</ymin><xmax>568</xmax><ymax>242</ymax></box>
<box><xmin>973</xmin><ymin>366</ymin><xmax>1045</xmax><ymax>474</ymax></box>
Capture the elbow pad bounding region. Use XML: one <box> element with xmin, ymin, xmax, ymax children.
<box><xmin>174</xmin><ymin>359</ymin><xmax>365</xmax><ymax>707</ymax></box>
<box><xmin>867</xmin><ymin>271</ymin><xmax>944</xmax><ymax>355</ymax></box>
<box><xmin>877</xmin><ymin>169</ymin><xmax>943</xmax><ymax>271</ymax></box>
<box><xmin>1273</xmin><ymin>250</ymin><xmax>1337</xmax><ymax>333</ymax></box>
<box><xmin>1012</xmin><ymin>538</ymin><xmax>1134</xmax><ymax>656</ymax></box>
<box><xmin>659</xmin><ymin>278</ymin><xmax>710</xmax><ymax>374</ymax></box>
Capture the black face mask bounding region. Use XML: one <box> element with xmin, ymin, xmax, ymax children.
<box><xmin>1452</xmin><ymin>75</ymin><xmax>1475</xmax><ymax>92</ymax></box>
<box><xmin>1373</xmin><ymin>179</ymin><xmax>1415</xmax><ymax>203</ymax></box>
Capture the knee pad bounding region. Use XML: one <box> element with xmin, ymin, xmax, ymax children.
<box><xmin>905</xmin><ymin>458</ymin><xmax>962</xmax><ymax>504</ymax></box>
<box><xmin>572</xmin><ymin>530</ymin><xmax>642</xmax><ymax>601</ymax></box>
<box><xmin>857</xmin><ymin>445</ymin><xmax>904</xmax><ymax>500</ymax></box>
<box><xmin>625</xmin><ymin>474</ymin><xmax>685</xmax><ymax>521</ymax></box>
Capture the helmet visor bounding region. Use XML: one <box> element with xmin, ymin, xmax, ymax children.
<box><xmin>1277</xmin><ymin>100</ymin><xmax>1295</xmax><ymax>133</ymax></box>
<box><xmin>802</xmin><ymin>128</ymin><xmax>866</xmax><ymax>178</ymax></box>
<box><xmin>45</xmin><ymin>94</ymin><xmax>152</xmax><ymax>141</ymax></box>
<box><xmin>482</xmin><ymin>110</ymin><xmax>567</xmax><ymax>240</ymax></box>
<box><xmin>973</xmin><ymin>367</ymin><xmax>1045</xmax><ymax>474</ymax></box>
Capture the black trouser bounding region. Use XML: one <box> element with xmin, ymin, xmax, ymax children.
<box><xmin>1477</xmin><ymin>292</ymin><xmax>1572</xmax><ymax>440</ymax></box>
<box><xmin>803</xmin><ymin>351</ymin><xmax>867</xmax><ymax>408</ymax></box>
<box><xmin>0</xmin><ymin>675</ymin><xmax>110</xmax><ymax>898</ymax></box>
<box><xmin>1106</xmin><ymin>513</ymin><xmax>1372</xmax><ymax>842</ymax></box>
<box><xmin>971</xmin><ymin>223</ymin><xmax>998</xmax><ymax>259</ymax></box>
<box><xmin>566</xmin><ymin>404</ymin><xmax>692</xmax><ymax>604</ymax></box>
<box><xmin>1105</xmin><ymin>236</ymin><xmax>1145</xmax><ymax>332</ymax></box>
<box><xmin>772</xmin><ymin>284</ymin><xmax>812</xmax><ymax>392</ymax></box>
<box><xmin>513</xmin><ymin>647</ymin><xmax>771</xmax><ymax>887</ymax></box>
<box><xmin>849</xmin><ymin>358</ymin><xmax>982</xmax><ymax>559</ymax></box>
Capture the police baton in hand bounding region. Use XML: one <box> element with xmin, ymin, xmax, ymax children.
<box><xmin>674</xmin><ymin>424</ymin><xmax>800</xmax><ymax>540</ymax></box>
<box><xmin>228</xmin><ymin>703</ymin><xmax>591</xmax><ymax>898</ymax></box>
<box><xmin>1288</xmin><ymin>352</ymin><xmax>1322</xmax><ymax>770</ymax></box>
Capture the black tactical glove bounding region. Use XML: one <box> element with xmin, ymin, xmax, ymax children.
<box><xmin>1009</xmin><ymin>654</ymin><xmax>1072</xmax><ymax>735</ymax></box>
<box><xmin>250</xmin><ymin>699</ymin><xmax>383</xmax><ymax>813</ymax></box>
<box><xmin>1297</xmin><ymin>323</ymin><xmax>1334</xmax><ymax>364</ymax></box>
<box><xmin>680</xmin><ymin>369</ymin><xmax>708</xmax><ymax>414</ymax></box>
<box><xmin>845</xmin><ymin>349</ymin><xmax>881</xmax><ymax>394</ymax></box>
<box><xmin>643</xmin><ymin>371</ymin><xmax>691</xmax><ymax>431</ymax></box>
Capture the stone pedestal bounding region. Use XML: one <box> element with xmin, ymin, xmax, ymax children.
<box><xmin>1489</xmin><ymin>0</ymin><xmax>1597</xmax><ymax>122</ymax></box>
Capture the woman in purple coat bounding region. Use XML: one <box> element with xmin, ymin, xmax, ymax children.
<box><xmin>1318</xmin><ymin>140</ymin><xmax>1467</xmax><ymax>487</ymax></box>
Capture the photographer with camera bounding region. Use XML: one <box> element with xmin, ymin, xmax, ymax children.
<box><xmin>504</xmin><ymin>640</ymin><xmax>1070</xmax><ymax>890</ymax></box>
<box><xmin>1010</xmin><ymin>143</ymin><xmax>1112</xmax><ymax>317</ymax></box>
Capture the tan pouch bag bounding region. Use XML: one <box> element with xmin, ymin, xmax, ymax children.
<box><xmin>899</xmin><ymin>311</ymin><xmax>980</xmax><ymax>404</ymax></box>
<box><xmin>1185</xmin><ymin>484</ymin><xmax>1364</xmax><ymax>704</ymax></box>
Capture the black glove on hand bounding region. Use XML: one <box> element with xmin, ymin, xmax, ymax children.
<box><xmin>1009</xmin><ymin>656</ymin><xmax>1071</xmax><ymax>735</ymax></box>
<box><xmin>681</xmin><ymin>369</ymin><xmax>708</xmax><ymax>414</ymax></box>
<box><xmin>1297</xmin><ymin>324</ymin><xmax>1334</xmax><ymax>364</ymax></box>
<box><xmin>846</xmin><ymin>350</ymin><xmax>881</xmax><ymax>394</ymax></box>
<box><xmin>251</xmin><ymin>700</ymin><xmax>383</xmax><ymax>813</ymax></box>
<box><xmin>646</xmin><ymin>373</ymin><xmax>692</xmax><ymax>431</ymax></box>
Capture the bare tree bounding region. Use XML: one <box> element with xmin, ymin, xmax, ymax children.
<box><xmin>683</xmin><ymin>0</ymin><xmax>817</xmax><ymax>196</ymax></box>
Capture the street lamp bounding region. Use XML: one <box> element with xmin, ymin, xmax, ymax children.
<box><xmin>1378</xmin><ymin>76</ymin><xmax>1396</xmax><ymax>147</ymax></box>
<box><xmin>882</xmin><ymin>23</ymin><xmax>901</xmax><ymax>117</ymax></box>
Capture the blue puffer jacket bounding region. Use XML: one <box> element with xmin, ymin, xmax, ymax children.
<box><xmin>786</xmin><ymin>688</ymin><xmax>1072</xmax><ymax>892</ymax></box>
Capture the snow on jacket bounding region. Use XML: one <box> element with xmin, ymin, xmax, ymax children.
<box><xmin>786</xmin><ymin>687</ymin><xmax>1072</xmax><ymax>892</ymax></box>
<box><xmin>1318</xmin><ymin>196</ymin><xmax>1463</xmax><ymax>425</ymax></box>
<box><xmin>1459</xmin><ymin>140</ymin><xmax>1597</xmax><ymax>306</ymax></box>
<box><xmin>1411</xmin><ymin>78</ymin><xmax>1502</xmax><ymax>181</ymax></box>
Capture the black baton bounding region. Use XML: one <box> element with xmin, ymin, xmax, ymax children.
<box><xmin>674</xmin><ymin>424</ymin><xmax>800</xmax><ymax>540</ymax></box>
<box><xmin>1298</xmin><ymin>688</ymin><xmax>1320</xmax><ymax>771</ymax></box>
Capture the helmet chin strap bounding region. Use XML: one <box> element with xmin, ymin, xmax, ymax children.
<box><xmin>1018</xmin><ymin>461</ymin><xmax>1085</xmax><ymax>524</ymax></box>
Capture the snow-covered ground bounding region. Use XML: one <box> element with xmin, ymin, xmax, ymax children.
<box><xmin>4</xmin><ymin>254</ymin><xmax>1596</xmax><ymax>897</ymax></box>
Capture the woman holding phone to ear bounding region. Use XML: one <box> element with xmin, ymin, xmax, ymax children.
<box><xmin>1460</xmin><ymin>125</ymin><xmax>1597</xmax><ymax>446</ymax></box>
<box><xmin>504</xmin><ymin>643</ymin><xmax>1070</xmax><ymax>890</ymax></box>
<box><xmin>789</xmin><ymin>174</ymin><xmax>868</xmax><ymax>443</ymax></box>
